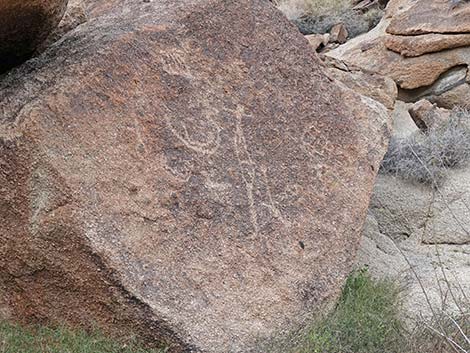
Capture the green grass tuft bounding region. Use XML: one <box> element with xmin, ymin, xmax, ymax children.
<box><xmin>300</xmin><ymin>269</ymin><xmax>405</xmax><ymax>353</ymax></box>
<box><xmin>0</xmin><ymin>322</ymin><xmax>165</xmax><ymax>353</ymax></box>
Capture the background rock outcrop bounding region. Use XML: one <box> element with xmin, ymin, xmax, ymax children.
<box><xmin>0</xmin><ymin>0</ymin><xmax>68</xmax><ymax>72</ymax></box>
<box><xmin>326</xmin><ymin>0</ymin><xmax>470</xmax><ymax>109</ymax></box>
<box><xmin>0</xmin><ymin>0</ymin><xmax>391</xmax><ymax>351</ymax></box>
<box><xmin>358</xmin><ymin>173</ymin><xmax>470</xmax><ymax>319</ymax></box>
<box><xmin>356</xmin><ymin>95</ymin><xmax>470</xmax><ymax>320</ymax></box>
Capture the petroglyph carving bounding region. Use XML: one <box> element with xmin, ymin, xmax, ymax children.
<box><xmin>234</xmin><ymin>106</ymin><xmax>259</xmax><ymax>235</ymax></box>
<box><xmin>233</xmin><ymin>106</ymin><xmax>286</xmax><ymax>235</ymax></box>
<box><xmin>260</xmin><ymin>166</ymin><xmax>286</xmax><ymax>225</ymax></box>
<box><xmin>164</xmin><ymin>109</ymin><xmax>221</xmax><ymax>156</ymax></box>
<box><xmin>161</xmin><ymin>50</ymin><xmax>192</xmax><ymax>78</ymax></box>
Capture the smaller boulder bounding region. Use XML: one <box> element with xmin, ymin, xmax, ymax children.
<box><xmin>0</xmin><ymin>0</ymin><xmax>68</xmax><ymax>72</ymax></box>
<box><xmin>37</xmin><ymin>0</ymin><xmax>87</xmax><ymax>53</ymax></box>
<box><xmin>391</xmin><ymin>101</ymin><xmax>419</xmax><ymax>139</ymax></box>
<box><xmin>385</xmin><ymin>33</ymin><xmax>470</xmax><ymax>57</ymax></box>
<box><xmin>408</xmin><ymin>99</ymin><xmax>451</xmax><ymax>131</ymax></box>
<box><xmin>330</xmin><ymin>23</ymin><xmax>349</xmax><ymax>44</ymax></box>
<box><xmin>305</xmin><ymin>33</ymin><xmax>330</xmax><ymax>51</ymax></box>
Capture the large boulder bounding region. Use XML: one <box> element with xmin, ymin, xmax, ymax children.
<box><xmin>0</xmin><ymin>0</ymin><xmax>391</xmax><ymax>351</ymax></box>
<box><xmin>326</xmin><ymin>0</ymin><xmax>470</xmax><ymax>108</ymax></box>
<box><xmin>0</xmin><ymin>0</ymin><xmax>68</xmax><ymax>72</ymax></box>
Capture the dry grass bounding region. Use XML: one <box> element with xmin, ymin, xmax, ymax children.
<box><xmin>380</xmin><ymin>108</ymin><xmax>470</xmax><ymax>186</ymax></box>
<box><xmin>274</xmin><ymin>0</ymin><xmax>351</xmax><ymax>19</ymax></box>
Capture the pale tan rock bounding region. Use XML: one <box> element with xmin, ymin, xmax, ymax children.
<box><xmin>386</xmin><ymin>33</ymin><xmax>470</xmax><ymax>57</ymax></box>
<box><xmin>391</xmin><ymin>101</ymin><xmax>419</xmax><ymax>138</ymax></box>
<box><xmin>408</xmin><ymin>99</ymin><xmax>451</xmax><ymax>130</ymax></box>
<box><xmin>365</xmin><ymin>172</ymin><xmax>470</xmax><ymax>312</ymax></box>
<box><xmin>305</xmin><ymin>33</ymin><xmax>329</xmax><ymax>51</ymax></box>
<box><xmin>330</xmin><ymin>23</ymin><xmax>348</xmax><ymax>44</ymax></box>
<box><xmin>358</xmin><ymin>197</ymin><xmax>470</xmax><ymax>320</ymax></box>
<box><xmin>325</xmin><ymin>57</ymin><xmax>397</xmax><ymax>110</ymax></box>
<box><xmin>356</xmin><ymin>212</ymin><xmax>407</xmax><ymax>279</ymax></box>
<box><xmin>0</xmin><ymin>0</ymin><xmax>68</xmax><ymax>72</ymax></box>
<box><xmin>0</xmin><ymin>0</ymin><xmax>391</xmax><ymax>351</ymax></box>
<box><xmin>370</xmin><ymin>170</ymin><xmax>470</xmax><ymax>249</ymax></box>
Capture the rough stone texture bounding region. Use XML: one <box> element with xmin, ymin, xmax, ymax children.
<box><xmin>0</xmin><ymin>0</ymin><xmax>68</xmax><ymax>72</ymax></box>
<box><xmin>428</xmin><ymin>82</ymin><xmax>470</xmax><ymax>109</ymax></box>
<box><xmin>326</xmin><ymin>18</ymin><xmax>470</xmax><ymax>90</ymax></box>
<box><xmin>408</xmin><ymin>99</ymin><xmax>451</xmax><ymax>131</ymax></box>
<box><xmin>0</xmin><ymin>0</ymin><xmax>391</xmax><ymax>352</ymax></box>
<box><xmin>370</xmin><ymin>172</ymin><xmax>470</xmax><ymax>246</ymax></box>
<box><xmin>399</xmin><ymin>66</ymin><xmax>468</xmax><ymax>103</ymax></box>
<box><xmin>390</xmin><ymin>101</ymin><xmax>419</xmax><ymax>138</ymax></box>
<box><xmin>387</xmin><ymin>0</ymin><xmax>470</xmax><ymax>35</ymax></box>
<box><xmin>324</xmin><ymin>57</ymin><xmax>397</xmax><ymax>110</ymax></box>
<box><xmin>385</xmin><ymin>33</ymin><xmax>470</xmax><ymax>57</ymax></box>
<box><xmin>326</xmin><ymin>0</ymin><xmax>470</xmax><ymax>109</ymax></box>
<box><xmin>424</xmin><ymin>169</ymin><xmax>470</xmax><ymax>245</ymax></box>
<box><xmin>38</xmin><ymin>0</ymin><xmax>88</xmax><ymax>53</ymax></box>
<box><xmin>329</xmin><ymin>23</ymin><xmax>348</xmax><ymax>44</ymax></box>
<box><xmin>305</xmin><ymin>33</ymin><xmax>329</xmax><ymax>51</ymax></box>
<box><xmin>357</xmin><ymin>212</ymin><xmax>406</xmax><ymax>279</ymax></box>
<box><xmin>369</xmin><ymin>175</ymin><xmax>433</xmax><ymax>241</ymax></box>
<box><xmin>357</xmin><ymin>174</ymin><xmax>470</xmax><ymax>319</ymax></box>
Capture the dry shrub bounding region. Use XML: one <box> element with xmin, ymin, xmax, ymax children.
<box><xmin>380</xmin><ymin>108</ymin><xmax>470</xmax><ymax>186</ymax></box>
<box><xmin>274</xmin><ymin>0</ymin><xmax>383</xmax><ymax>36</ymax></box>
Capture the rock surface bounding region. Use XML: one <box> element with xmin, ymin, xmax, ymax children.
<box><xmin>329</xmin><ymin>23</ymin><xmax>349</xmax><ymax>44</ymax></box>
<box><xmin>370</xmin><ymin>166</ymin><xmax>470</xmax><ymax>247</ymax></box>
<box><xmin>0</xmin><ymin>0</ymin><xmax>391</xmax><ymax>352</ymax></box>
<box><xmin>326</xmin><ymin>0</ymin><xmax>470</xmax><ymax>109</ymax></box>
<box><xmin>387</xmin><ymin>0</ymin><xmax>470</xmax><ymax>35</ymax></box>
<box><xmin>357</xmin><ymin>173</ymin><xmax>470</xmax><ymax>319</ymax></box>
<box><xmin>389</xmin><ymin>100</ymin><xmax>419</xmax><ymax>138</ymax></box>
<box><xmin>0</xmin><ymin>0</ymin><xmax>68</xmax><ymax>72</ymax></box>
<box><xmin>305</xmin><ymin>33</ymin><xmax>330</xmax><ymax>51</ymax></box>
<box><xmin>408</xmin><ymin>99</ymin><xmax>451</xmax><ymax>131</ymax></box>
<box><xmin>385</xmin><ymin>33</ymin><xmax>470</xmax><ymax>57</ymax></box>
<box><xmin>37</xmin><ymin>0</ymin><xmax>87</xmax><ymax>53</ymax></box>
<box><xmin>324</xmin><ymin>57</ymin><xmax>397</xmax><ymax>110</ymax></box>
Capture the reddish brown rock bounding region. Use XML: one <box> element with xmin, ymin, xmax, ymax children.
<box><xmin>327</xmin><ymin>18</ymin><xmax>470</xmax><ymax>90</ymax></box>
<box><xmin>385</xmin><ymin>33</ymin><xmax>470</xmax><ymax>57</ymax></box>
<box><xmin>0</xmin><ymin>0</ymin><xmax>391</xmax><ymax>351</ymax></box>
<box><xmin>386</xmin><ymin>0</ymin><xmax>470</xmax><ymax>35</ymax></box>
<box><xmin>326</xmin><ymin>0</ymin><xmax>470</xmax><ymax>94</ymax></box>
<box><xmin>330</xmin><ymin>23</ymin><xmax>349</xmax><ymax>44</ymax></box>
<box><xmin>0</xmin><ymin>0</ymin><xmax>68</xmax><ymax>72</ymax></box>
